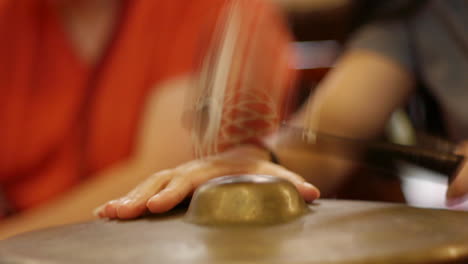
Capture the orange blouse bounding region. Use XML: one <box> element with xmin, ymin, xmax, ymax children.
<box><xmin>0</xmin><ymin>0</ymin><xmax>295</xmax><ymax>215</ymax></box>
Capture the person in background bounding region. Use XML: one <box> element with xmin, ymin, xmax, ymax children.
<box><xmin>97</xmin><ymin>0</ymin><xmax>468</xmax><ymax>219</ymax></box>
<box><xmin>0</xmin><ymin>0</ymin><xmax>304</xmax><ymax>239</ymax></box>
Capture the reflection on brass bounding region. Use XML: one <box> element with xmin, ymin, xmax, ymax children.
<box><xmin>185</xmin><ymin>174</ymin><xmax>308</xmax><ymax>225</ymax></box>
<box><xmin>2</xmin><ymin>177</ymin><xmax>468</xmax><ymax>264</ymax></box>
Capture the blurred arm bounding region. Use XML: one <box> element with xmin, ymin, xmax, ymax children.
<box><xmin>0</xmin><ymin>77</ymin><xmax>195</xmax><ymax>239</ymax></box>
<box><xmin>273</xmin><ymin>49</ymin><xmax>415</xmax><ymax>195</ymax></box>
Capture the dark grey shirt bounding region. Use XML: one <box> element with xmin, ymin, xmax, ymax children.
<box><xmin>350</xmin><ymin>0</ymin><xmax>468</xmax><ymax>141</ymax></box>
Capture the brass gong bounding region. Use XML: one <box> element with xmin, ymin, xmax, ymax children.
<box><xmin>2</xmin><ymin>175</ymin><xmax>468</xmax><ymax>264</ymax></box>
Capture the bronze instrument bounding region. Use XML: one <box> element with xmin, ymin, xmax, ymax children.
<box><xmin>2</xmin><ymin>175</ymin><xmax>468</xmax><ymax>264</ymax></box>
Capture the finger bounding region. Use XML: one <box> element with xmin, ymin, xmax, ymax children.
<box><xmin>115</xmin><ymin>173</ymin><xmax>172</xmax><ymax>219</ymax></box>
<box><xmin>295</xmin><ymin>181</ymin><xmax>321</xmax><ymax>202</ymax></box>
<box><xmin>447</xmin><ymin>141</ymin><xmax>468</xmax><ymax>205</ymax></box>
<box><xmin>145</xmin><ymin>158</ymin><xmax>246</xmax><ymax>213</ymax></box>
<box><xmin>96</xmin><ymin>171</ymin><xmax>172</xmax><ymax>219</ymax></box>
<box><xmin>447</xmin><ymin>160</ymin><xmax>468</xmax><ymax>205</ymax></box>
<box><xmin>255</xmin><ymin>162</ymin><xmax>320</xmax><ymax>202</ymax></box>
<box><xmin>454</xmin><ymin>142</ymin><xmax>468</xmax><ymax>155</ymax></box>
<box><xmin>103</xmin><ymin>200</ymin><xmax>119</xmax><ymax>219</ymax></box>
<box><xmin>147</xmin><ymin>175</ymin><xmax>193</xmax><ymax>213</ymax></box>
<box><xmin>115</xmin><ymin>198</ymin><xmax>149</xmax><ymax>220</ymax></box>
<box><xmin>93</xmin><ymin>204</ymin><xmax>106</xmax><ymax>218</ymax></box>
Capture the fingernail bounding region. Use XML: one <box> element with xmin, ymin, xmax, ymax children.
<box><xmin>93</xmin><ymin>205</ymin><xmax>105</xmax><ymax>217</ymax></box>
<box><xmin>304</xmin><ymin>182</ymin><xmax>318</xmax><ymax>191</ymax></box>
<box><xmin>304</xmin><ymin>182</ymin><xmax>320</xmax><ymax>198</ymax></box>
<box><xmin>147</xmin><ymin>194</ymin><xmax>160</xmax><ymax>205</ymax></box>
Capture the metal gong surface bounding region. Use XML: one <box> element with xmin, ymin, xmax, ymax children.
<box><xmin>2</xmin><ymin>176</ymin><xmax>468</xmax><ymax>264</ymax></box>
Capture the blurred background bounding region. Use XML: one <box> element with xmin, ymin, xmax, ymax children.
<box><xmin>0</xmin><ymin>0</ymin><xmax>466</xmax><ymax>239</ymax></box>
<box><xmin>275</xmin><ymin>0</ymin><xmax>467</xmax><ymax>210</ymax></box>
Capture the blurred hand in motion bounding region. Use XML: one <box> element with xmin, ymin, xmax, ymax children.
<box><xmin>95</xmin><ymin>145</ymin><xmax>320</xmax><ymax>219</ymax></box>
<box><xmin>446</xmin><ymin>141</ymin><xmax>468</xmax><ymax>206</ymax></box>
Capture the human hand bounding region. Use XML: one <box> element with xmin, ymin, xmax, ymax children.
<box><xmin>446</xmin><ymin>141</ymin><xmax>468</xmax><ymax>206</ymax></box>
<box><xmin>95</xmin><ymin>145</ymin><xmax>320</xmax><ymax>219</ymax></box>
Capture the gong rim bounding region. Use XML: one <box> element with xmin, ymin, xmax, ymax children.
<box><xmin>2</xmin><ymin>199</ymin><xmax>468</xmax><ymax>264</ymax></box>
